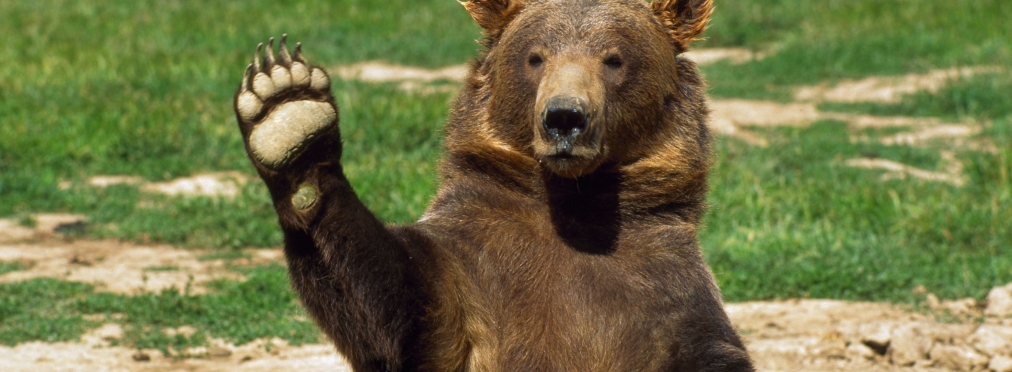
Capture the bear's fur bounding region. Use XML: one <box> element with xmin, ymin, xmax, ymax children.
<box><xmin>232</xmin><ymin>0</ymin><xmax>754</xmax><ymax>371</ymax></box>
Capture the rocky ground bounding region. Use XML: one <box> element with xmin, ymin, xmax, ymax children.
<box><xmin>2</xmin><ymin>214</ymin><xmax>1012</xmax><ymax>371</ymax></box>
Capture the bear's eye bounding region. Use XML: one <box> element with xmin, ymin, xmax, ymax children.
<box><xmin>528</xmin><ymin>53</ymin><xmax>544</xmax><ymax>68</ymax></box>
<box><xmin>603</xmin><ymin>55</ymin><xmax>623</xmax><ymax>69</ymax></box>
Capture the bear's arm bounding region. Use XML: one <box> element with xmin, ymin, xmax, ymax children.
<box><xmin>277</xmin><ymin>164</ymin><xmax>437</xmax><ymax>372</ymax></box>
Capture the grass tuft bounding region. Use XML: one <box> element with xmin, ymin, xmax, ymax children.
<box><xmin>0</xmin><ymin>261</ymin><xmax>29</xmax><ymax>276</ymax></box>
<box><xmin>0</xmin><ymin>265</ymin><xmax>319</xmax><ymax>352</ymax></box>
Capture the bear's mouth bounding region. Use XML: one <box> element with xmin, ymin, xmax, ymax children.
<box><xmin>536</xmin><ymin>134</ymin><xmax>604</xmax><ymax>178</ymax></box>
<box><xmin>533</xmin><ymin>98</ymin><xmax>605</xmax><ymax>177</ymax></box>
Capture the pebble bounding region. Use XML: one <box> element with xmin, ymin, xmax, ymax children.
<box><xmin>987</xmin><ymin>283</ymin><xmax>1012</xmax><ymax>318</ymax></box>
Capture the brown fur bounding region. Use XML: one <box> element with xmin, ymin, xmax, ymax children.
<box><xmin>233</xmin><ymin>0</ymin><xmax>753</xmax><ymax>371</ymax></box>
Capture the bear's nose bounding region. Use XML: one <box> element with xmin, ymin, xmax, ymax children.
<box><xmin>543</xmin><ymin>96</ymin><xmax>588</xmax><ymax>144</ymax></box>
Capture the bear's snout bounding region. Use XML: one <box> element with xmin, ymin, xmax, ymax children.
<box><xmin>531</xmin><ymin>58</ymin><xmax>606</xmax><ymax>177</ymax></box>
<box><xmin>542</xmin><ymin>96</ymin><xmax>588</xmax><ymax>154</ymax></box>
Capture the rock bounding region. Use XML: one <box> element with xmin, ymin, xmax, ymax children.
<box><xmin>890</xmin><ymin>323</ymin><xmax>933</xmax><ymax>366</ymax></box>
<box><xmin>267</xmin><ymin>337</ymin><xmax>290</xmax><ymax>355</ymax></box>
<box><xmin>859</xmin><ymin>322</ymin><xmax>893</xmax><ymax>355</ymax></box>
<box><xmin>969</xmin><ymin>325</ymin><xmax>1012</xmax><ymax>357</ymax></box>
<box><xmin>940</xmin><ymin>298</ymin><xmax>982</xmax><ymax>317</ymax></box>
<box><xmin>162</xmin><ymin>325</ymin><xmax>198</xmax><ymax>338</ymax></box>
<box><xmin>990</xmin><ymin>355</ymin><xmax>1012</xmax><ymax>372</ymax></box>
<box><xmin>132</xmin><ymin>350</ymin><xmax>151</xmax><ymax>362</ymax></box>
<box><xmin>929</xmin><ymin>344</ymin><xmax>989</xmax><ymax>371</ymax></box>
<box><xmin>208</xmin><ymin>346</ymin><xmax>232</xmax><ymax>358</ymax></box>
<box><xmin>914</xmin><ymin>359</ymin><xmax>936</xmax><ymax>369</ymax></box>
<box><xmin>987</xmin><ymin>283</ymin><xmax>1012</xmax><ymax>317</ymax></box>
<box><xmin>920</xmin><ymin>323</ymin><xmax>977</xmax><ymax>344</ymax></box>
<box><xmin>927</xmin><ymin>293</ymin><xmax>941</xmax><ymax>308</ymax></box>
<box><xmin>846</xmin><ymin>342</ymin><xmax>877</xmax><ymax>361</ymax></box>
<box><xmin>928</xmin><ymin>294</ymin><xmax>983</xmax><ymax>316</ymax></box>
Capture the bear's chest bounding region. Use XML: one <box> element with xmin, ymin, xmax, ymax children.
<box><xmin>449</xmin><ymin>214</ymin><xmax>686</xmax><ymax>370</ymax></box>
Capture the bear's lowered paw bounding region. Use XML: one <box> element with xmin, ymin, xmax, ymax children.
<box><xmin>235</xmin><ymin>35</ymin><xmax>336</xmax><ymax>170</ymax></box>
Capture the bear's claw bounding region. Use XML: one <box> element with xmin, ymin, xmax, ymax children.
<box><xmin>236</xmin><ymin>34</ymin><xmax>336</xmax><ymax>170</ymax></box>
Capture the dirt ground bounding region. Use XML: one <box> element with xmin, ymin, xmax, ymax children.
<box><xmin>3</xmin><ymin>216</ymin><xmax>1012</xmax><ymax>372</ymax></box>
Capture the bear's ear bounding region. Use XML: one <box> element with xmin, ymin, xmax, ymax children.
<box><xmin>650</xmin><ymin>0</ymin><xmax>714</xmax><ymax>51</ymax></box>
<box><xmin>460</xmin><ymin>0</ymin><xmax>526</xmax><ymax>41</ymax></box>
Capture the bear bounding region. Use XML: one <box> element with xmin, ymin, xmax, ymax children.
<box><xmin>232</xmin><ymin>0</ymin><xmax>754</xmax><ymax>371</ymax></box>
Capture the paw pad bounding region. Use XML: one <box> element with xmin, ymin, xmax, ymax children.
<box><xmin>292</xmin><ymin>183</ymin><xmax>318</xmax><ymax>210</ymax></box>
<box><xmin>236</xmin><ymin>35</ymin><xmax>336</xmax><ymax>169</ymax></box>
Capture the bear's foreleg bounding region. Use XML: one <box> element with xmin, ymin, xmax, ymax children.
<box><xmin>233</xmin><ymin>35</ymin><xmax>429</xmax><ymax>371</ymax></box>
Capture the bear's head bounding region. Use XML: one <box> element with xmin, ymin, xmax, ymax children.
<box><xmin>461</xmin><ymin>0</ymin><xmax>713</xmax><ymax>178</ymax></box>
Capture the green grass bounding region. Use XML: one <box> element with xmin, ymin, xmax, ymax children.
<box><xmin>0</xmin><ymin>279</ymin><xmax>97</xmax><ymax>345</ymax></box>
<box><xmin>701</xmin><ymin>0</ymin><xmax>1011</xmax><ymax>101</ymax></box>
<box><xmin>0</xmin><ymin>0</ymin><xmax>1010</xmax><ymax>351</ymax></box>
<box><xmin>0</xmin><ymin>261</ymin><xmax>28</xmax><ymax>276</ymax></box>
<box><xmin>704</xmin><ymin>120</ymin><xmax>1012</xmax><ymax>302</ymax></box>
<box><xmin>0</xmin><ymin>265</ymin><xmax>320</xmax><ymax>354</ymax></box>
<box><xmin>0</xmin><ymin>0</ymin><xmax>463</xmax><ymax>247</ymax></box>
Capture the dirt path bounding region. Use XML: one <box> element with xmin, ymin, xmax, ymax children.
<box><xmin>3</xmin><ymin>217</ymin><xmax>1012</xmax><ymax>371</ymax></box>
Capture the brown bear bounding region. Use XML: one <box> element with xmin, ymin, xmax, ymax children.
<box><xmin>233</xmin><ymin>0</ymin><xmax>753</xmax><ymax>370</ymax></box>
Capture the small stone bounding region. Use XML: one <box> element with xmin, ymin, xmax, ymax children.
<box><xmin>859</xmin><ymin>322</ymin><xmax>893</xmax><ymax>355</ymax></box>
<box><xmin>846</xmin><ymin>342</ymin><xmax>877</xmax><ymax>361</ymax></box>
<box><xmin>267</xmin><ymin>336</ymin><xmax>290</xmax><ymax>355</ymax></box>
<box><xmin>929</xmin><ymin>344</ymin><xmax>989</xmax><ymax>371</ymax></box>
<box><xmin>990</xmin><ymin>355</ymin><xmax>1012</xmax><ymax>372</ymax></box>
<box><xmin>94</xmin><ymin>323</ymin><xmax>124</xmax><ymax>341</ymax></box>
<box><xmin>927</xmin><ymin>293</ymin><xmax>941</xmax><ymax>308</ymax></box>
<box><xmin>208</xmin><ymin>346</ymin><xmax>232</xmax><ymax>358</ymax></box>
<box><xmin>162</xmin><ymin>325</ymin><xmax>197</xmax><ymax>338</ymax></box>
<box><xmin>132</xmin><ymin>350</ymin><xmax>151</xmax><ymax>362</ymax></box>
<box><xmin>921</xmin><ymin>323</ymin><xmax>976</xmax><ymax>344</ymax></box>
<box><xmin>987</xmin><ymin>283</ymin><xmax>1012</xmax><ymax>317</ymax></box>
<box><xmin>969</xmin><ymin>325</ymin><xmax>1012</xmax><ymax>357</ymax></box>
<box><xmin>914</xmin><ymin>358</ymin><xmax>936</xmax><ymax>369</ymax></box>
<box><xmin>890</xmin><ymin>323</ymin><xmax>933</xmax><ymax>366</ymax></box>
<box><xmin>939</xmin><ymin>298</ymin><xmax>982</xmax><ymax>316</ymax></box>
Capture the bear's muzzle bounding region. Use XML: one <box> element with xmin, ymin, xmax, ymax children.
<box><xmin>542</xmin><ymin>96</ymin><xmax>589</xmax><ymax>155</ymax></box>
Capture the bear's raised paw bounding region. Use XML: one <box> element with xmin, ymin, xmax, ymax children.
<box><xmin>235</xmin><ymin>35</ymin><xmax>337</xmax><ymax>170</ymax></box>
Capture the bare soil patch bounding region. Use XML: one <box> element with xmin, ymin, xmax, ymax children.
<box><xmin>329</xmin><ymin>47</ymin><xmax>764</xmax><ymax>95</ymax></box>
<box><xmin>74</xmin><ymin>172</ymin><xmax>252</xmax><ymax>198</ymax></box>
<box><xmin>844</xmin><ymin>151</ymin><xmax>965</xmax><ymax>187</ymax></box>
<box><xmin>0</xmin><ymin>331</ymin><xmax>348</xmax><ymax>372</ymax></box>
<box><xmin>0</xmin><ymin>214</ymin><xmax>280</xmax><ymax>294</ymax></box>
<box><xmin>682</xmin><ymin>47</ymin><xmax>768</xmax><ymax>65</ymax></box>
<box><xmin>795</xmin><ymin>66</ymin><xmax>1001</xmax><ymax>104</ymax></box>
<box><xmin>334</xmin><ymin>61</ymin><xmax>469</xmax><ymax>83</ymax></box>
